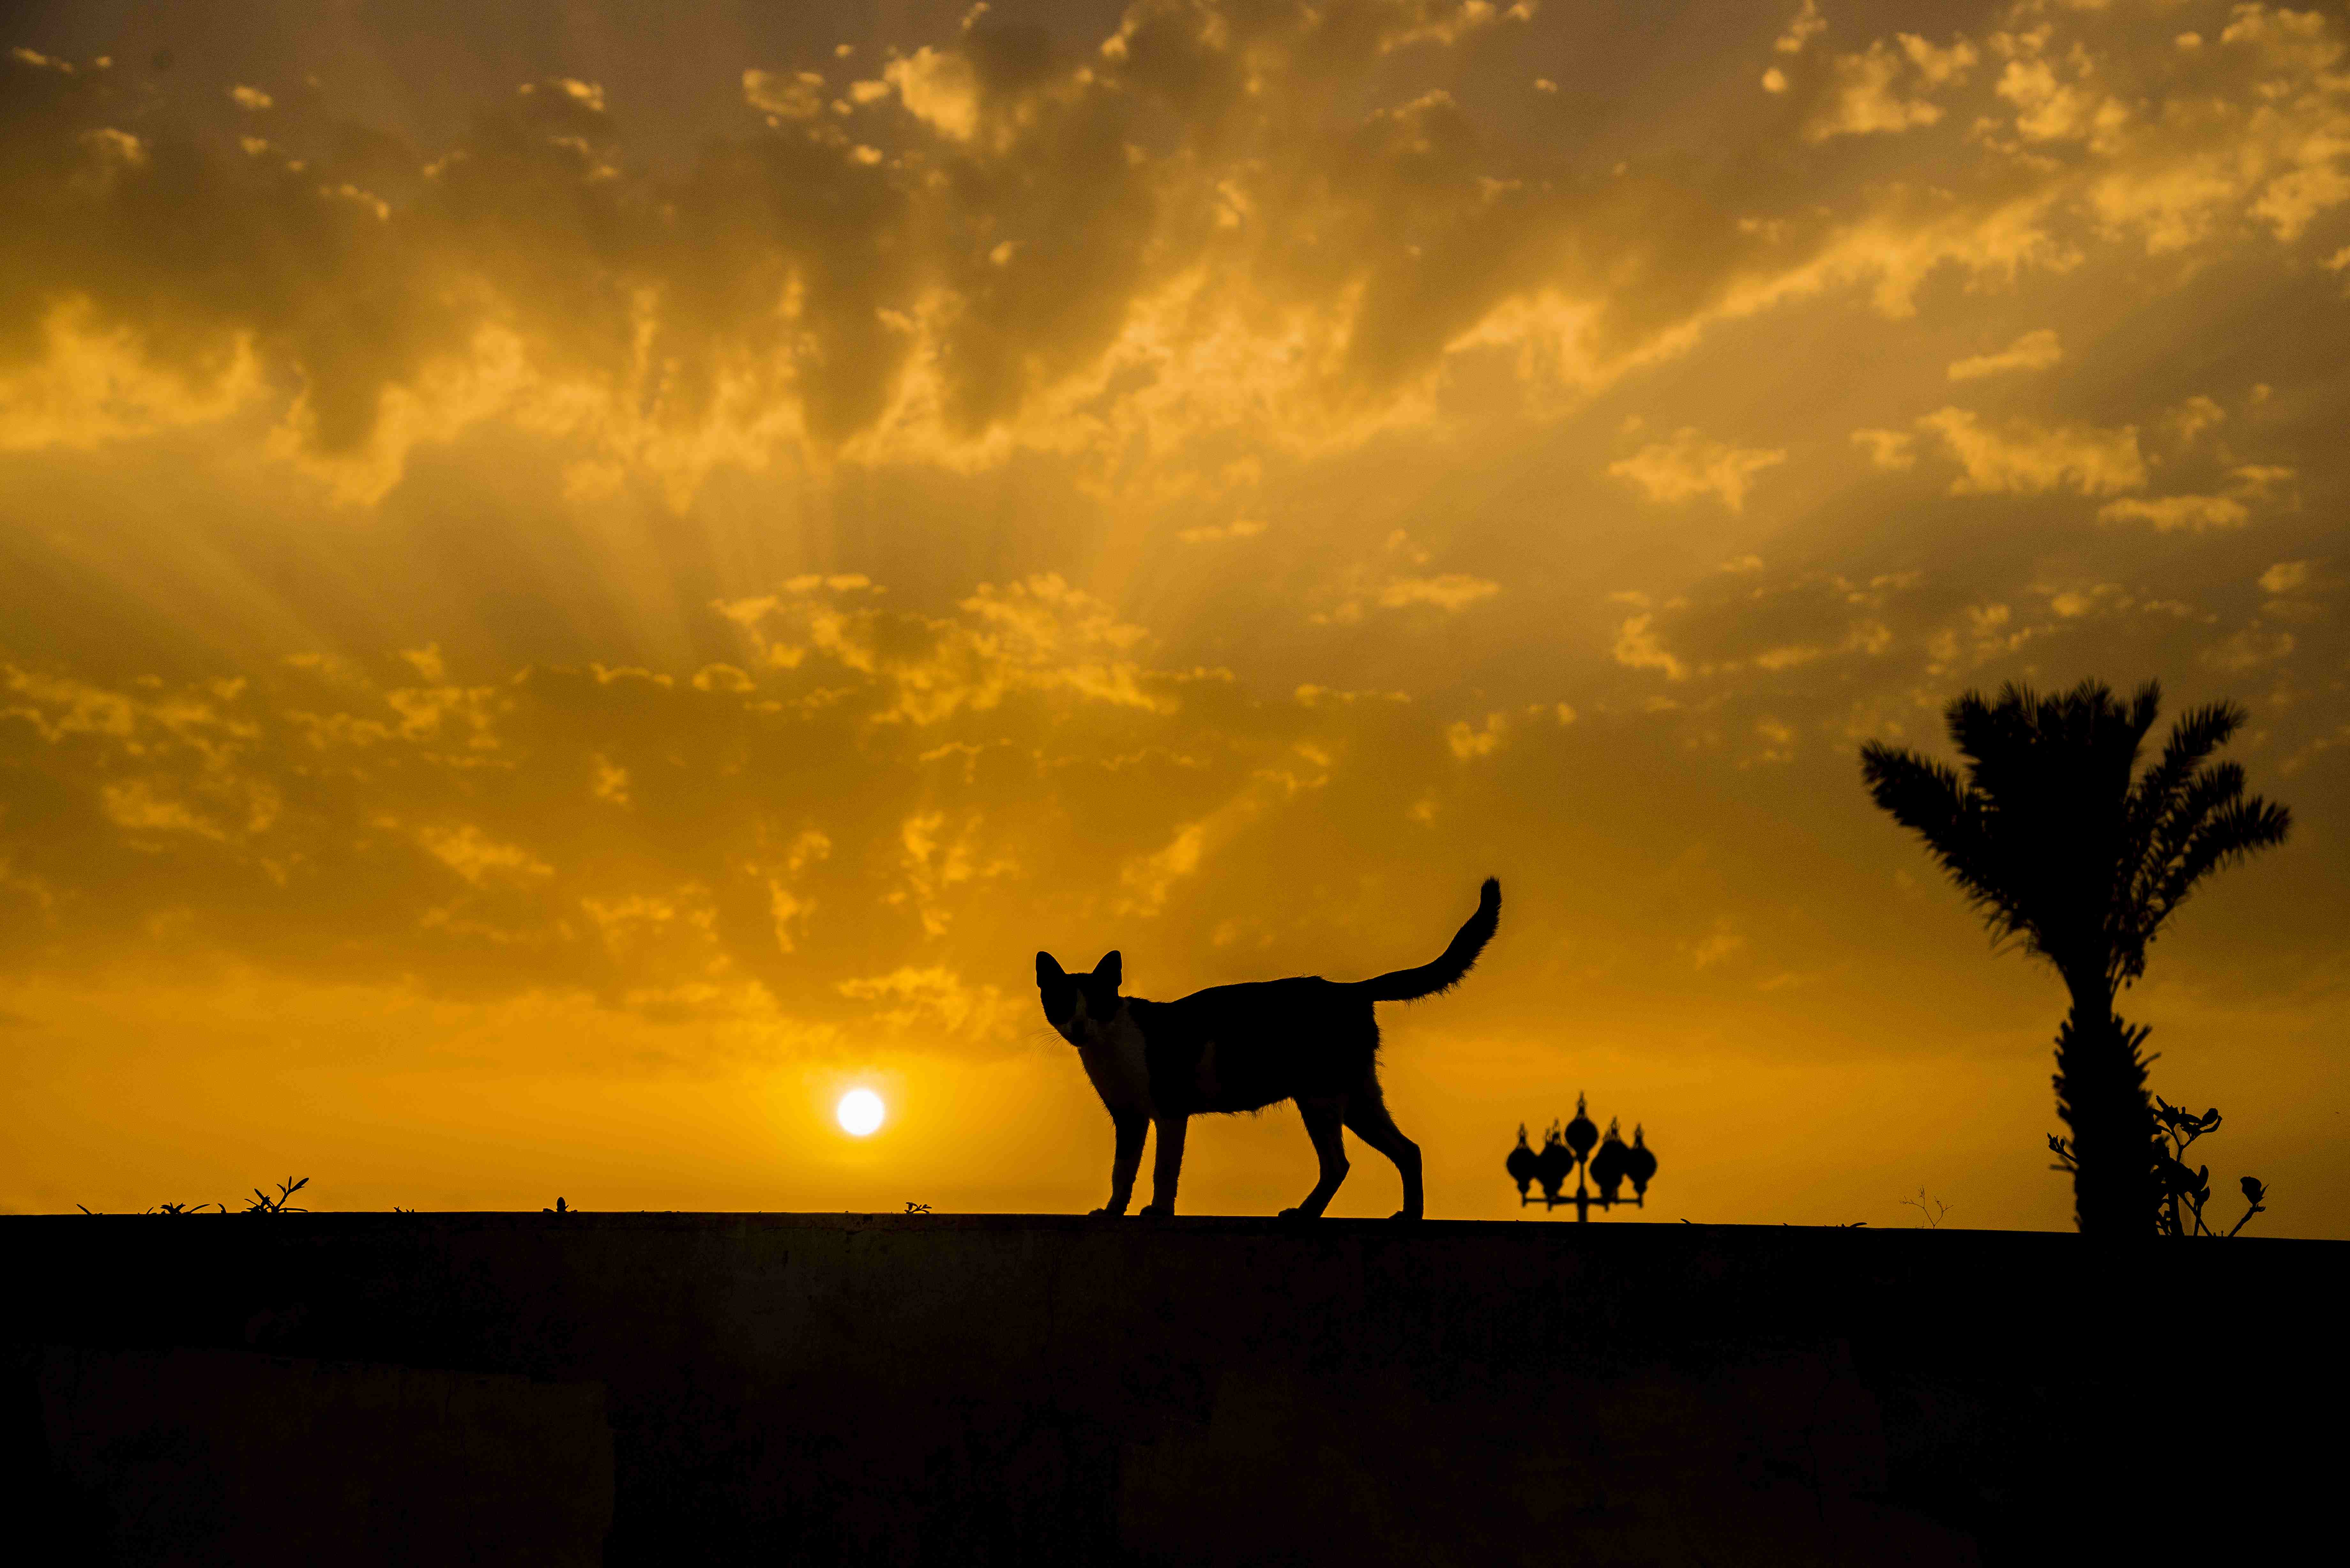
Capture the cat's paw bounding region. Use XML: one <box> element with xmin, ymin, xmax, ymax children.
<box><xmin>1387</xmin><ymin>1210</ymin><xmax>1423</xmax><ymax>1222</ymax></box>
<box><xmin>1276</xmin><ymin>1207</ymin><xmax>1315</xmax><ymax>1221</ymax></box>
<box><xmin>1137</xmin><ymin>1202</ymin><xmax>1173</xmax><ymax>1220</ymax></box>
<box><xmin>1087</xmin><ymin>1206</ymin><xmax>1125</xmax><ymax>1218</ymax></box>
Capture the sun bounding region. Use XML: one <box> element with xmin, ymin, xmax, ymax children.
<box><xmin>836</xmin><ymin>1088</ymin><xmax>884</xmax><ymax>1137</ymax></box>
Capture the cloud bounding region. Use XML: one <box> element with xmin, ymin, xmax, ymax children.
<box><xmin>1946</xmin><ymin>329</ymin><xmax>2062</xmax><ymax>381</ymax></box>
<box><xmin>1806</xmin><ymin>36</ymin><xmax>1978</xmax><ymax>142</ymax></box>
<box><xmin>1367</xmin><ymin>0</ymin><xmax>1533</xmax><ymax>54</ymax></box>
<box><xmin>1688</xmin><ymin>921</ymin><xmax>1746</xmax><ymax>969</ymax></box>
<box><xmin>2095</xmin><ymin>494</ymin><xmax>2248</xmax><ymax>532</ymax></box>
<box><xmin>1376</xmin><ymin>575</ymin><xmax>1501</xmax><ymax>612</ymax></box>
<box><xmin>2075</xmin><ymin>8</ymin><xmax>2350</xmax><ymax>250</ymax></box>
<box><xmin>1613</xmin><ymin>614</ymin><xmax>1687</xmax><ymax>680</ymax></box>
<box><xmin>0</xmin><ymin>572</ymin><xmax>1359</xmax><ymax>1033</ymax></box>
<box><xmin>417</xmin><ymin>824</ymin><xmax>555</xmax><ymax>886</ymax></box>
<box><xmin>1314</xmin><ymin>556</ymin><xmax>1504</xmax><ymax>624</ymax></box>
<box><xmin>532</xmin><ymin>77</ymin><xmax>606</xmax><ymax>112</ymax></box>
<box><xmin>1176</xmin><ymin>519</ymin><xmax>1267</xmax><ymax>544</ymax></box>
<box><xmin>743</xmin><ymin>68</ymin><xmax>828</xmax><ymax>122</ymax></box>
<box><xmin>1850</xmin><ymin>428</ymin><xmax>1916</xmax><ymax>471</ymax></box>
<box><xmin>0</xmin><ymin>0</ymin><xmax>2330</xmax><ymax>522</ymax></box>
<box><xmin>2230</xmin><ymin>464</ymin><xmax>2296</xmax><ymax>497</ymax></box>
<box><xmin>1445</xmin><ymin>713</ymin><xmax>1506</xmax><ymax>759</ymax></box>
<box><xmin>723</xmin><ymin>573</ymin><xmax>1174</xmax><ymax>724</ymax></box>
<box><xmin>2200</xmin><ymin>627</ymin><xmax>2295</xmax><ymax>671</ymax></box>
<box><xmin>1609</xmin><ymin>568</ymin><xmax>1915</xmax><ymax>692</ymax></box>
<box><xmin>101</xmin><ymin>781</ymin><xmax>228</xmax><ymax>841</ymax></box>
<box><xmin>2260</xmin><ymin>561</ymin><xmax>2312</xmax><ymax>596</ymax></box>
<box><xmin>1748</xmin><ymin>717</ymin><xmax>1797</xmax><ymax>766</ymax></box>
<box><xmin>0</xmin><ymin>300</ymin><xmax>266</xmax><ymax>452</ymax></box>
<box><xmin>1994</xmin><ymin>55</ymin><xmax>2119</xmax><ymax>149</ymax></box>
<box><xmin>1898</xmin><ymin>33</ymin><xmax>1977</xmax><ymax>89</ymax></box>
<box><xmin>835</xmin><ymin>965</ymin><xmax>1017</xmax><ymax>1044</ymax></box>
<box><xmin>1118</xmin><ymin>821</ymin><xmax>1207</xmax><ymax>917</ymax></box>
<box><xmin>1610</xmin><ymin>429</ymin><xmax>1787</xmax><ymax>512</ymax></box>
<box><xmin>2169</xmin><ymin>395</ymin><xmax>2227</xmax><ymax>443</ymax></box>
<box><xmin>883</xmin><ymin>46</ymin><xmax>980</xmax><ymax>141</ymax></box>
<box><xmin>1914</xmin><ymin>408</ymin><xmax>2146</xmax><ymax>496</ymax></box>
<box><xmin>2048</xmin><ymin>584</ymin><xmax>2130</xmax><ymax>620</ymax></box>
<box><xmin>892</xmin><ymin>810</ymin><xmax>1013</xmax><ymax>937</ymax></box>
<box><xmin>2095</xmin><ymin>463</ymin><xmax>2293</xmax><ymax>531</ymax></box>
<box><xmin>1774</xmin><ymin>2</ymin><xmax>1825</xmax><ymax>57</ymax></box>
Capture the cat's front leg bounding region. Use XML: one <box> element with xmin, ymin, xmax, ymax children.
<box><xmin>1139</xmin><ymin>1112</ymin><xmax>1188</xmax><ymax>1216</ymax></box>
<box><xmin>1093</xmin><ymin>1112</ymin><xmax>1147</xmax><ymax>1216</ymax></box>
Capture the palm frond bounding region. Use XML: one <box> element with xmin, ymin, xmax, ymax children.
<box><xmin>2121</xmin><ymin>702</ymin><xmax>2246</xmax><ymax>908</ymax></box>
<box><xmin>2150</xmin><ymin>761</ymin><xmax>2248</xmax><ymax>872</ymax></box>
<box><xmin>1860</xmin><ymin>740</ymin><xmax>2022</xmax><ymax>945</ymax></box>
<box><xmin>2139</xmin><ymin>703</ymin><xmax>2245</xmax><ymax>814</ymax></box>
<box><xmin>1865</xmin><ymin>678</ymin><xmax>2288</xmax><ymax>1004</ymax></box>
<box><xmin>2118</xmin><ymin>759</ymin><xmax>2245</xmax><ymax>971</ymax></box>
<box><xmin>1944</xmin><ymin>687</ymin><xmax>2009</xmax><ymax>774</ymax></box>
<box><xmin>2144</xmin><ymin>795</ymin><xmax>2292</xmax><ymax>943</ymax></box>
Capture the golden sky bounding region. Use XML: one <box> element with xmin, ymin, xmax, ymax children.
<box><xmin>2</xmin><ymin>0</ymin><xmax>2344</xmax><ymax>1230</ymax></box>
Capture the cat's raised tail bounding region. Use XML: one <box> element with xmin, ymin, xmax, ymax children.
<box><xmin>1356</xmin><ymin>877</ymin><xmax>1502</xmax><ymax>1002</ymax></box>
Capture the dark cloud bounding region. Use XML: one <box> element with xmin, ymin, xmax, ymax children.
<box><xmin>0</xmin><ymin>1</ymin><xmax>1832</xmax><ymax>478</ymax></box>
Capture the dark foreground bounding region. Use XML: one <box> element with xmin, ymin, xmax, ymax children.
<box><xmin>3</xmin><ymin>1213</ymin><xmax>2338</xmax><ymax>1565</ymax></box>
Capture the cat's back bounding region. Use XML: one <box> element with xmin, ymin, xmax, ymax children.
<box><xmin>1163</xmin><ymin>973</ymin><xmax>1353</xmax><ymax>1026</ymax></box>
<box><xmin>1135</xmin><ymin>975</ymin><xmax>1378</xmax><ymax>1109</ymax></box>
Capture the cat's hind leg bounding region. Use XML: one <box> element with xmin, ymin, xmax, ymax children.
<box><xmin>1140</xmin><ymin>1113</ymin><xmax>1187</xmax><ymax>1217</ymax></box>
<box><xmin>1279</xmin><ymin>1095</ymin><xmax>1350</xmax><ymax>1219</ymax></box>
<box><xmin>1343</xmin><ymin>1080</ymin><xmax>1424</xmax><ymax>1221</ymax></box>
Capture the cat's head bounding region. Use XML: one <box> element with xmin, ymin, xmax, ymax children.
<box><xmin>1035</xmin><ymin>950</ymin><xmax>1121</xmax><ymax>1045</ymax></box>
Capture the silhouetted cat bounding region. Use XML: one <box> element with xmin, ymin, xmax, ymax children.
<box><xmin>1036</xmin><ymin>877</ymin><xmax>1500</xmax><ymax>1220</ymax></box>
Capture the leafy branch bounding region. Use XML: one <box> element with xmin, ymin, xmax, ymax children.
<box><xmin>2054</xmin><ymin>1104</ymin><xmax>2268</xmax><ymax>1237</ymax></box>
<box><xmin>2151</xmin><ymin>1098</ymin><xmax>2267</xmax><ymax>1237</ymax></box>
<box><xmin>244</xmin><ymin>1177</ymin><xmax>309</xmax><ymax>1214</ymax></box>
<box><xmin>77</xmin><ymin>1177</ymin><xmax>312</xmax><ymax>1215</ymax></box>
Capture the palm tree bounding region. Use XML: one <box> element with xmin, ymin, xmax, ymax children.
<box><xmin>1860</xmin><ymin>679</ymin><xmax>2290</xmax><ymax>1235</ymax></box>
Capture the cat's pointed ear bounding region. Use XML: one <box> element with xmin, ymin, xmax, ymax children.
<box><xmin>1036</xmin><ymin>952</ymin><xmax>1066</xmax><ymax>985</ymax></box>
<box><xmin>1093</xmin><ymin>951</ymin><xmax>1121</xmax><ymax>988</ymax></box>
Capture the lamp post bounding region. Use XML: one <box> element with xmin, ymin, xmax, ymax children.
<box><xmin>1507</xmin><ymin>1093</ymin><xmax>1657</xmax><ymax>1221</ymax></box>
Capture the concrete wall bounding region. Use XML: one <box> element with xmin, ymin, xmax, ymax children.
<box><xmin>4</xmin><ymin>1215</ymin><xmax>2339</xmax><ymax>1565</ymax></box>
<box><xmin>26</xmin><ymin>1346</ymin><xmax>610</xmax><ymax>1567</ymax></box>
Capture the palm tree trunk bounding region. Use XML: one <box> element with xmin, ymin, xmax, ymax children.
<box><xmin>2052</xmin><ymin>1003</ymin><xmax>2157</xmax><ymax>1235</ymax></box>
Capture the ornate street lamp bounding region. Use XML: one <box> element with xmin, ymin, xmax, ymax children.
<box><xmin>1507</xmin><ymin>1093</ymin><xmax>1658</xmax><ymax>1221</ymax></box>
